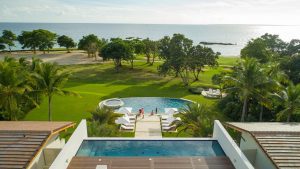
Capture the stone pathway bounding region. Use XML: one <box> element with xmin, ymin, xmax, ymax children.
<box><xmin>135</xmin><ymin>115</ymin><xmax>162</xmax><ymax>138</ymax></box>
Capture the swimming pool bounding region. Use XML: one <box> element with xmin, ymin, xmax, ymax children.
<box><xmin>76</xmin><ymin>140</ymin><xmax>226</xmax><ymax>157</ymax></box>
<box><xmin>119</xmin><ymin>97</ymin><xmax>192</xmax><ymax>114</ymax></box>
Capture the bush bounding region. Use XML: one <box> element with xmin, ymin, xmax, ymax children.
<box><xmin>188</xmin><ymin>87</ymin><xmax>204</xmax><ymax>94</ymax></box>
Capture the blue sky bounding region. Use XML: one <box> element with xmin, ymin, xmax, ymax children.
<box><xmin>1</xmin><ymin>0</ymin><xmax>300</xmax><ymax>24</ymax></box>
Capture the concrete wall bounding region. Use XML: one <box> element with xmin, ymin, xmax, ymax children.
<box><xmin>50</xmin><ymin>120</ymin><xmax>88</xmax><ymax>169</ymax></box>
<box><xmin>28</xmin><ymin>133</ymin><xmax>64</xmax><ymax>169</ymax></box>
<box><xmin>213</xmin><ymin>120</ymin><xmax>254</xmax><ymax>169</ymax></box>
<box><xmin>240</xmin><ymin>132</ymin><xmax>276</xmax><ymax>169</ymax></box>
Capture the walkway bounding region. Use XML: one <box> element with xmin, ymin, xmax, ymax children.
<box><xmin>135</xmin><ymin>115</ymin><xmax>162</xmax><ymax>138</ymax></box>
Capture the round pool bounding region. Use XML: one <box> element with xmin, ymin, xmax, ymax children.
<box><xmin>119</xmin><ymin>97</ymin><xmax>192</xmax><ymax>114</ymax></box>
<box><xmin>101</xmin><ymin>98</ymin><xmax>124</xmax><ymax>109</ymax></box>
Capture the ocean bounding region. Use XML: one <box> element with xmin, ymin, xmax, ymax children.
<box><xmin>1</xmin><ymin>23</ymin><xmax>300</xmax><ymax>56</ymax></box>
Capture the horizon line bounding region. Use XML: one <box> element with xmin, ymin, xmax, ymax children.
<box><xmin>1</xmin><ymin>22</ymin><xmax>299</xmax><ymax>26</ymax></box>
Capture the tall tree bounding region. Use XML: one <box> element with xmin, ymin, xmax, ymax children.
<box><xmin>125</xmin><ymin>37</ymin><xmax>144</xmax><ymax>69</ymax></box>
<box><xmin>158</xmin><ymin>34</ymin><xmax>193</xmax><ymax>86</ymax></box>
<box><xmin>33</xmin><ymin>62</ymin><xmax>75</xmax><ymax>121</ymax></box>
<box><xmin>143</xmin><ymin>38</ymin><xmax>159</xmax><ymax>65</ymax></box>
<box><xmin>275</xmin><ymin>83</ymin><xmax>300</xmax><ymax>122</ymax></box>
<box><xmin>1</xmin><ymin>30</ymin><xmax>17</xmax><ymax>52</ymax></box>
<box><xmin>190</xmin><ymin>45</ymin><xmax>219</xmax><ymax>81</ymax></box>
<box><xmin>78</xmin><ymin>34</ymin><xmax>104</xmax><ymax>60</ymax></box>
<box><xmin>0</xmin><ymin>58</ymin><xmax>33</xmax><ymax>120</ymax></box>
<box><xmin>224</xmin><ymin>58</ymin><xmax>269</xmax><ymax>122</ymax></box>
<box><xmin>101</xmin><ymin>39</ymin><xmax>133</xmax><ymax>72</ymax></box>
<box><xmin>18</xmin><ymin>29</ymin><xmax>57</xmax><ymax>54</ymax></box>
<box><xmin>57</xmin><ymin>35</ymin><xmax>76</xmax><ymax>53</ymax></box>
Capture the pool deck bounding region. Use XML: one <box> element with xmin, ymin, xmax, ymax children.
<box><xmin>135</xmin><ymin>115</ymin><xmax>162</xmax><ymax>138</ymax></box>
<box><xmin>67</xmin><ymin>156</ymin><xmax>235</xmax><ymax>169</ymax></box>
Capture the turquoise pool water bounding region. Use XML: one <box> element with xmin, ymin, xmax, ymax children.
<box><xmin>120</xmin><ymin>97</ymin><xmax>192</xmax><ymax>114</ymax></box>
<box><xmin>76</xmin><ymin>140</ymin><xmax>226</xmax><ymax>157</ymax></box>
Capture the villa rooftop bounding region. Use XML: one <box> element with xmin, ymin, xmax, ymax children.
<box><xmin>0</xmin><ymin>121</ymin><xmax>75</xmax><ymax>169</ymax></box>
<box><xmin>226</xmin><ymin>122</ymin><xmax>300</xmax><ymax>133</ymax></box>
<box><xmin>226</xmin><ymin>122</ymin><xmax>300</xmax><ymax>169</ymax></box>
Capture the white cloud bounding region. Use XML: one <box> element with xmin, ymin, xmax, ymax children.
<box><xmin>0</xmin><ymin>0</ymin><xmax>300</xmax><ymax>24</ymax></box>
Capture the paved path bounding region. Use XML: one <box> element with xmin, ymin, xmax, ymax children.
<box><xmin>135</xmin><ymin>115</ymin><xmax>162</xmax><ymax>138</ymax></box>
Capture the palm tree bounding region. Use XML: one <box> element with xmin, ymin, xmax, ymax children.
<box><xmin>89</xmin><ymin>107</ymin><xmax>120</xmax><ymax>124</ymax></box>
<box><xmin>0</xmin><ymin>58</ymin><xmax>33</xmax><ymax>120</ymax></box>
<box><xmin>87</xmin><ymin>107</ymin><xmax>121</xmax><ymax>137</ymax></box>
<box><xmin>34</xmin><ymin>62</ymin><xmax>75</xmax><ymax>121</ymax></box>
<box><xmin>257</xmin><ymin>62</ymin><xmax>287</xmax><ymax>121</ymax></box>
<box><xmin>224</xmin><ymin>58</ymin><xmax>269</xmax><ymax>122</ymax></box>
<box><xmin>275</xmin><ymin>83</ymin><xmax>300</xmax><ymax>122</ymax></box>
<box><xmin>174</xmin><ymin>103</ymin><xmax>214</xmax><ymax>137</ymax></box>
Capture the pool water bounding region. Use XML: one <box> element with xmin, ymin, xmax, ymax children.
<box><xmin>120</xmin><ymin>97</ymin><xmax>192</xmax><ymax>114</ymax></box>
<box><xmin>76</xmin><ymin>140</ymin><xmax>226</xmax><ymax>157</ymax></box>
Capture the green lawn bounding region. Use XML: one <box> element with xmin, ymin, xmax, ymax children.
<box><xmin>25</xmin><ymin>57</ymin><xmax>235</xmax><ymax>136</ymax></box>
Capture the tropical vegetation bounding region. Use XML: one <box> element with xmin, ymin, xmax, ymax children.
<box><xmin>1</xmin><ymin>29</ymin><xmax>300</xmax><ymax>137</ymax></box>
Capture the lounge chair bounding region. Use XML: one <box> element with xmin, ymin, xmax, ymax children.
<box><xmin>162</xmin><ymin>125</ymin><xmax>177</xmax><ymax>132</ymax></box>
<box><xmin>125</xmin><ymin>114</ymin><xmax>136</xmax><ymax>121</ymax></box>
<box><xmin>120</xmin><ymin>125</ymin><xmax>135</xmax><ymax>131</ymax></box>
<box><xmin>162</xmin><ymin>117</ymin><xmax>181</xmax><ymax>124</ymax></box>
<box><xmin>161</xmin><ymin>114</ymin><xmax>172</xmax><ymax>120</ymax></box>
<box><xmin>115</xmin><ymin>115</ymin><xmax>136</xmax><ymax>126</ymax></box>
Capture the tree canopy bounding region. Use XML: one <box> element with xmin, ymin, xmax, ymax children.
<box><xmin>158</xmin><ymin>34</ymin><xmax>219</xmax><ymax>86</ymax></box>
<box><xmin>1</xmin><ymin>30</ymin><xmax>17</xmax><ymax>52</ymax></box>
<box><xmin>78</xmin><ymin>34</ymin><xmax>105</xmax><ymax>60</ymax></box>
<box><xmin>101</xmin><ymin>38</ymin><xmax>133</xmax><ymax>71</ymax></box>
<box><xmin>57</xmin><ymin>35</ymin><xmax>76</xmax><ymax>53</ymax></box>
<box><xmin>17</xmin><ymin>29</ymin><xmax>57</xmax><ymax>54</ymax></box>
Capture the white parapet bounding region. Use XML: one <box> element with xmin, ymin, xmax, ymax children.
<box><xmin>50</xmin><ymin>119</ymin><xmax>88</xmax><ymax>169</ymax></box>
<box><xmin>213</xmin><ymin>120</ymin><xmax>254</xmax><ymax>169</ymax></box>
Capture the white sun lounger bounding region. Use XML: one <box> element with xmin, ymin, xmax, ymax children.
<box><xmin>121</xmin><ymin>124</ymin><xmax>135</xmax><ymax>131</ymax></box>
<box><xmin>162</xmin><ymin>125</ymin><xmax>177</xmax><ymax>131</ymax></box>
<box><xmin>162</xmin><ymin>117</ymin><xmax>181</xmax><ymax>124</ymax></box>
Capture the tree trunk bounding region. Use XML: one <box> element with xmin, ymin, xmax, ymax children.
<box><xmin>130</xmin><ymin>60</ymin><xmax>134</xmax><ymax>69</ymax></box>
<box><xmin>9</xmin><ymin>46</ymin><xmax>11</xmax><ymax>53</ymax></box>
<box><xmin>241</xmin><ymin>97</ymin><xmax>248</xmax><ymax>122</ymax></box>
<box><xmin>33</xmin><ymin>48</ymin><xmax>36</xmax><ymax>54</ymax></box>
<box><xmin>151</xmin><ymin>55</ymin><xmax>155</xmax><ymax>65</ymax></box>
<box><xmin>67</xmin><ymin>47</ymin><xmax>70</xmax><ymax>53</ymax></box>
<box><xmin>43</xmin><ymin>50</ymin><xmax>46</xmax><ymax>54</ymax></box>
<box><xmin>146</xmin><ymin>54</ymin><xmax>150</xmax><ymax>63</ymax></box>
<box><xmin>48</xmin><ymin>96</ymin><xmax>52</xmax><ymax>121</ymax></box>
<box><xmin>287</xmin><ymin>115</ymin><xmax>291</xmax><ymax>122</ymax></box>
<box><xmin>259</xmin><ymin>105</ymin><xmax>264</xmax><ymax>122</ymax></box>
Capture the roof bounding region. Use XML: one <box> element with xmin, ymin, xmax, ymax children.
<box><xmin>226</xmin><ymin>122</ymin><xmax>300</xmax><ymax>169</ymax></box>
<box><xmin>0</xmin><ymin>121</ymin><xmax>75</xmax><ymax>169</ymax></box>
<box><xmin>0</xmin><ymin>121</ymin><xmax>75</xmax><ymax>133</ymax></box>
<box><xmin>226</xmin><ymin>122</ymin><xmax>300</xmax><ymax>133</ymax></box>
<box><xmin>67</xmin><ymin>157</ymin><xmax>235</xmax><ymax>169</ymax></box>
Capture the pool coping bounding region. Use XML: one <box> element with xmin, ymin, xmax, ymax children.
<box><xmin>99</xmin><ymin>97</ymin><xmax>195</xmax><ymax>113</ymax></box>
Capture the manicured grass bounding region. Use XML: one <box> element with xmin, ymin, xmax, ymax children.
<box><xmin>218</xmin><ymin>56</ymin><xmax>240</xmax><ymax>66</ymax></box>
<box><xmin>25</xmin><ymin>58</ymin><xmax>233</xmax><ymax>137</ymax></box>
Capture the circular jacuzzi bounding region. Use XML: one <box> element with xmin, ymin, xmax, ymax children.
<box><xmin>100</xmin><ymin>98</ymin><xmax>124</xmax><ymax>109</ymax></box>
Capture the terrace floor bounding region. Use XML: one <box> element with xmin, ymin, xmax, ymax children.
<box><xmin>135</xmin><ymin>116</ymin><xmax>162</xmax><ymax>138</ymax></box>
<box><xmin>67</xmin><ymin>157</ymin><xmax>235</xmax><ymax>169</ymax></box>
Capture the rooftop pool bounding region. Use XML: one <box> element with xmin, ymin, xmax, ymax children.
<box><xmin>119</xmin><ymin>97</ymin><xmax>192</xmax><ymax>114</ymax></box>
<box><xmin>76</xmin><ymin>140</ymin><xmax>226</xmax><ymax>157</ymax></box>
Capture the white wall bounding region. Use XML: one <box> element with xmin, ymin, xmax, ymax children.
<box><xmin>213</xmin><ymin>120</ymin><xmax>254</xmax><ymax>169</ymax></box>
<box><xmin>240</xmin><ymin>132</ymin><xmax>276</xmax><ymax>169</ymax></box>
<box><xmin>50</xmin><ymin>119</ymin><xmax>88</xmax><ymax>169</ymax></box>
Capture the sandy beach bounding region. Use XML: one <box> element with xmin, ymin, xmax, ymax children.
<box><xmin>0</xmin><ymin>50</ymin><xmax>103</xmax><ymax>65</ymax></box>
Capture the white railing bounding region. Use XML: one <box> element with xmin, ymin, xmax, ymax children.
<box><xmin>50</xmin><ymin>119</ymin><xmax>87</xmax><ymax>169</ymax></box>
<box><xmin>213</xmin><ymin>120</ymin><xmax>254</xmax><ymax>169</ymax></box>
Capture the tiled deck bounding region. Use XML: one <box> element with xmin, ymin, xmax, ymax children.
<box><xmin>135</xmin><ymin>116</ymin><xmax>162</xmax><ymax>138</ymax></box>
<box><xmin>67</xmin><ymin>157</ymin><xmax>235</xmax><ymax>169</ymax></box>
